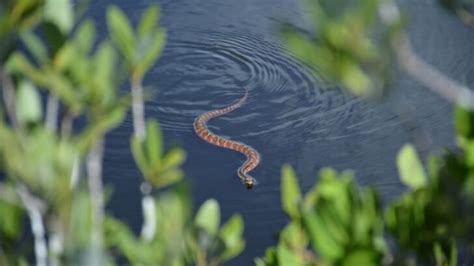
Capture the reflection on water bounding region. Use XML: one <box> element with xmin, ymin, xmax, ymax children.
<box><xmin>85</xmin><ymin>0</ymin><xmax>472</xmax><ymax>264</ymax></box>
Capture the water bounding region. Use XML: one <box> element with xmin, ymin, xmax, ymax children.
<box><xmin>86</xmin><ymin>0</ymin><xmax>474</xmax><ymax>264</ymax></box>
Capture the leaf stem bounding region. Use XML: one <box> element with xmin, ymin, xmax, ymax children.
<box><xmin>17</xmin><ymin>186</ymin><xmax>48</xmax><ymax>266</ymax></box>
<box><xmin>87</xmin><ymin>137</ymin><xmax>105</xmax><ymax>253</ymax></box>
<box><xmin>131</xmin><ymin>77</ymin><xmax>146</xmax><ymax>141</ymax></box>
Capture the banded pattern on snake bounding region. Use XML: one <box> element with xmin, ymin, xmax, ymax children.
<box><xmin>193</xmin><ymin>90</ymin><xmax>260</xmax><ymax>189</ymax></box>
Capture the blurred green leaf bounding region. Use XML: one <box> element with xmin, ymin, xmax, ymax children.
<box><xmin>195</xmin><ymin>199</ymin><xmax>220</xmax><ymax>235</ymax></box>
<box><xmin>219</xmin><ymin>214</ymin><xmax>245</xmax><ymax>261</ymax></box>
<box><xmin>279</xmin><ymin>222</ymin><xmax>308</xmax><ymax>249</ymax></box>
<box><xmin>339</xmin><ymin>57</ymin><xmax>373</xmax><ymax>96</ymax></box>
<box><xmin>131</xmin><ymin>137</ymin><xmax>148</xmax><ymax>175</ymax></box>
<box><xmin>281</xmin><ymin>164</ymin><xmax>302</xmax><ymax>219</ymax></box>
<box><xmin>138</xmin><ymin>5</ymin><xmax>160</xmax><ymax>39</ymax></box>
<box><xmin>397</xmin><ymin>144</ymin><xmax>427</xmax><ymax>189</ymax></box>
<box><xmin>341</xmin><ymin>249</ymin><xmax>378</xmax><ymax>266</ymax></box>
<box><xmin>20</xmin><ymin>31</ymin><xmax>48</xmax><ymax>63</ymax></box>
<box><xmin>92</xmin><ymin>41</ymin><xmax>116</xmax><ymax>100</ymax></box>
<box><xmin>146</xmin><ymin>120</ymin><xmax>162</xmax><ymax>163</ymax></box>
<box><xmin>54</xmin><ymin>43</ymin><xmax>75</xmax><ymax>71</ymax></box>
<box><xmin>0</xmin><ymin>200</ymin><xmax>23</xmax><ymax>239</ymax></box>
<box><xmin>304</xmin><ymin>211</ymin><xmax>344</xmax><ymax>261</ymax></box>
<box><xmin>107</xmin><ymin>6</ymin><xmax>135</xmax><ymax>62</ymax></box>
<box><xmin>134</xmin><ymin>29</ymin><xmax>166</xmax><ymax>79</ymax></box>
<box><xmin>44</xmin><ymin>0</ymin><xmax>73</xmax><ymax>33</ymax></box>
<box><xmin>74</xmin><ymin>20</ymin><xmax>96</xmax><ymax>54</ymax></box>
<box><xmin>151</xmin><ymin>169</ymin><xmax>183</xmax><ymax>188</ymax></box>
<box><xmin>16</xmin><ymin>80</ymin><xmax>42</xmax><ymax>124</ymax></box>
<box><xmin>161</xmin><ymin>148</ymin><xmax>186</xmax><ymax>172</ymax></box>
<box><xmin>454</xmin><ymin>106</ymin><xmax>474</xmax><ymax>141</ymax></box>
<box><xmin>277</xmin><ymin>244</ymin><xmax>302</xmax><ymax>266</ymax></box>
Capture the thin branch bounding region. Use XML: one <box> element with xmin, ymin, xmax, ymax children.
<box><xmin>45</xmin><ymin>95</ymin><xmax>59</xmax><ymax>132</ymax></box>
<box><xmin>17</xmin><ymin>186</ymin><xmax>47</xmax><ymax>266</ymax></box>
<box><xmin>131</xmin><ymin>78</ymin><xmax>146</xmax><ymax>141</ymax></box>
<box><xmin>87</xmin><ymin>138</ymin><xmax>105</xmax><ymax>249</ymax></box>
<box><xmin>140</xmin><ymin>183</ymin><xmax>156</xmax><ymax>241</ymax></box>
<box><xmin>69</xmin><ymin>156</ymin><xmax>80</xmax><ymax>189</ymax></box>
<box><xmin>379</xmin><ymin>1</ymin><xmax>474</xmax><ymax>111</ymax></box>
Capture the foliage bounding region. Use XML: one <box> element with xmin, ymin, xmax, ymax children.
<box><xmin>0</xmin><ymin>1</ymin><xmax>244</xmax><ymax>265</ymax></box>
<box><xmin>282</xmin><ymin>0</ymin><xmax>396</xmax><ymax>97</ymax></box>
<box><xmin>258</xmin><ymin>117</ymin><xmax>474</xmax><ymax>265</ymax></box>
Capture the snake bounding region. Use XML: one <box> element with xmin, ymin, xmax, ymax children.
<box><xmin>193</xmin><ymin>89</ymin><xmax>260</xmax><ymax>189</ymax></box>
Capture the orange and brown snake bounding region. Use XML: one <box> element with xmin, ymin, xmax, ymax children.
<box><xmin>193</xmin><ymin>89</ymin><xmax>260</xmax><ymax>189</ymax></box>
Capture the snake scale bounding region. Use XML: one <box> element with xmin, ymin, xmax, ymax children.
<box><xmin>193</xmin><ymin>90</ymin><xmax>260</xmax><ymax>189</ymax></box>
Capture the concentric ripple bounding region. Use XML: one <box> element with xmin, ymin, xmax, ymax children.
<box><xmin>146</xmin><ymin>28</ymin><xmax>390</xmax><ymax>148</ymax></box>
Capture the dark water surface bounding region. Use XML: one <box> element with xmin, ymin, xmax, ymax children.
<box><xmin>87</xmin><ymin>0</ymin><xmax>474</xmax><ymax>264</ymax></box>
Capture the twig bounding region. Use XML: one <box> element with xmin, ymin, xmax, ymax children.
<box><xmin>379</xmin><ymin>1</ymin><xmax>474</xmax><ymax>111</ymax></box>
<box><xmin>139</xmin><ymin>183</ymin><xmax>156</xmax><ymax>241</ymax></box>
<box><xmin>131</xmin><ymin>78</ymin><xmax>146</xmax><ymax>141</ymax></box>
<box><xmin>69</xmin><ymin>156</ymin><xmax>80</xmax><ymax>189</ymax></box>
<box><xmin>17</xmin><ymin>186</ymin><xmax>47</xmax><ymax>266</ymax></box>
<box><xmin>87</xmin><ymin>138</ymin><xmax>105</xmax><ymax>250</ymax></box>
<box><xmin>45</xmin><ymin>95</ymin><xmax>59</xmax><ymax>132</ymax></box>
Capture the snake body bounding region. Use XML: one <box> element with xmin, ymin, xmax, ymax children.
<box><xmin>193</xmin><ymin>90</ymin><xmax>260</xmax><ymax>189</ymax></box>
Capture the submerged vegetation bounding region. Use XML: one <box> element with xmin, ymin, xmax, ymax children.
<box><xmin>0</xmin><ymin>0</ymin><xmax>474</xmax><ymax>265</ymax></box>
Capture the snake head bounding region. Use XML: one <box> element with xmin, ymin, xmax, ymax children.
<box><xmin>244</xmin><ymin>178</ymin><xmax>254</xmax><ymax>190</ymax></box>
<box><xmin>238</xmin><ymin>167</ymin><xmax>256</xmax><ymax>190</ymax></box>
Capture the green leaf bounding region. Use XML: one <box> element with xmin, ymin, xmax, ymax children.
<box><xmin>134</xmin><ymin>29</ymin><xmax>166</xmax><ymax>79</ymax></box>
<box><xmin>93</xmin><ymin>41</ymin><xmax>116</xmax><ymax>99</ymax></box>
<box><xmin>146</xmin><ymin>120</ymin><xmax>162</xmax><ymax>163</ymax></box>
<box><xmin>281</xmin><ymin>164</ymin><xmax>302</xmax><ymax>219</ymax></box>
<box><xmin>16</xmin><ymin>80</ymin><xmax>42</xmax><ymax>124</ymax></box>
<box><xmin>339</xmin><ymin>58</ymin><xmax>373</xmax><ymax>96</ymax></box>
<box><xmin>276</xmin><ymin>243</ymin><xmax>302</xmax><ymax>266</ymax></box>
<box><xmin>303</xmin><ymin>211</ymin><xmax>344</xmax><ymax>261</ymax></box>
<box><xmin>151</xmin><ymin>169</ymin><xmax>183</xmax><ymax>188</ymax></box>
<box><xmin>44</xmin><ymin>0</ymin><xmax>73</xmax><ymax>34</ymax></box>
<box><xmin>75</xmin><ymin>20</ymin><xmax>96</xmax><ymax>54</ymax></box>
<box><xmin>20</xmin><ymin>31</ymin><xmax>48</xmax><ymax>63</ymax></box>
<box><xmin>397</xmin><ymin>144</ymin><xmax>427</xmax><ymax>189</ymax></box>
<box><xmin>131</xmin><ymin>137</ymin><xmax>148</xmax><ymax>176</ymax></box>
<box><xmin>341</xmin><ymin>249</ymin><xmax>379</xmax><ymax>266</ymax></box>
<box><xmin>279</xmin><ymin>222</ymin><xmax>308</xmax><ymax>249</ymax></box>
<box><xmin>5</xmin><ymin>53</ymin><xmax>49</xmax><ymax>86</ymax></box>
<box><xmin>161</xmin><ymin>148</ymin><xmax>186</xmax><ymax>171</ymax></box>
<box><xmin>106</xmin><ymin>6</ymin><xmax>135</xmax><ymax>62</ymax></box>
<box><xmin>219</xmin><ymin>214</ymin><xmax>244</xmax><ymax>251</ymax></box>
<box><xmin>195</xmin><ymin>199</ymin><xmax>220</xmax><ymax>235</ymax></box>
<box><xmin>0</xmin><ymin>201</ymin><xmax>24</xmax><ymax>239</ymax></box>
<box><xmin>54</xmin><ymin>42</ymin><xmax>75</xmax><ymax>71</ymax></box>
<box><xmin>138</xmin><ymin>5</ymin><xmax>160</xmax><ymax>39</ymax></box>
